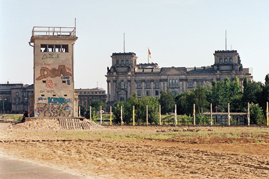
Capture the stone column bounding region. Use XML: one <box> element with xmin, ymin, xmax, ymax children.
<box><xmin>151</xmin><ymin>81</ymin><xmax>154</xmax><ymax>96</ymax></box>
<box><xmin>107</xmin><ymin>81</ymin><xmax>110</xmax><ymax>101</ymax></box>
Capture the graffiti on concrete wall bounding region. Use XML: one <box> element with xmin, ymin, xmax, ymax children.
<box><xmin>39</xmin><ymin>89</ymin><xmax>55</xmax><ymax>93</ymax></box>
<box><xmin>48</xmin><ymin>97</ymin><xmax>71</xmax><ymax>104</ymax></box>
<box><xmin>61</xmin><ymin>76</ymin><xmax>71</xmax><ymax>85</ymax></box>
<box><xmin>45</xmin><ymin>79</ymin><xmax>54</xmax><ymax>88</ymax></box>
<box><xmin>42</xmin><ymin>54</ymin><xmax>60</xmax><ymax>60</ymax></box>
<box><xmin>35</xmin><ymin>103</ymin><xmax>72</xmax><ymax>117</ymax></box>
<box><xmin>36</xmin><ymin>65</ymin><xmax>72</xmax><ymax>80</ymax></box>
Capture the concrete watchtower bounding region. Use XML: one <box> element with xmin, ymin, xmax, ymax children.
<box><xmin>30</xmin><ymin>26</ymin><xmax>78</xmax><ymax>117</ymax></box>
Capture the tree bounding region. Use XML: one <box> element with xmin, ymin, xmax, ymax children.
<box><xmin>178</xmin><ymin>90</ymin><xmax>196</xmax><ymax>115</ymax></box>
<box><xmin>265</xmin><ymin>74</ymin><xmax>269</xmax><ymax>86</ymax></box>
<box><xmin>112</xmin><ymin>94</ymin><xmax>159</xmax><ymax>124</ymax></box>
<box><xmin>230</xmin><ymin>76</ymin><xmax>243</xmax><ymax>112</ymax></box>
<box><xmin>194</xmin><ymin>86</ymin><xmax>208</xmax><ymax>114</ymax></box>
<box><xmin>90</xmin><ymin>99</ymin><xmax>107</xmax><ymax>112</ymax></box>
<box><xmin>113</xmin><ymin>100</ymin><xmax>132</xmax><ymax>124</ymax></box>
<box><xmin>242</xmin><ymin>81</ymin><xmax>263</xmax><ymax>108</ymax></box>
<box><xmin>249</xmin><ymin>103</ymin><xmax>265</xmax><ymax>124</ymax></box>
<box><xmin>231</xmin><ymin>76</ymin><xmax>241</xmax><ymax>95</ymax></box>
<box><xmin>159</xmin><ymin>89</ymin><xmax>175</xmax><ymax>114</ymax></box>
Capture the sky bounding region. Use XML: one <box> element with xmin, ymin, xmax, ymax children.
<box><xmin>1</xmin><ymin>0</ymin><xmax>269</xmax><ymax>90</ymax></box>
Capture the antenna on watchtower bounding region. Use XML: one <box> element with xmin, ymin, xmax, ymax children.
<box><xmin>123</xmin><ymin>33</ymin><xmax>125</xmax><ymax>53</ymax></box>
<box><xmin>225</xmin><ymin>30</ymin><xmax>227</xmax><ymax>50</ymax></box>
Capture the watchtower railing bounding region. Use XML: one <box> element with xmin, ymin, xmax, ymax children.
<box><xmin>32</xmin><ymin>26</ymin><xmax>76</xmax><ymax>37</ymax></box>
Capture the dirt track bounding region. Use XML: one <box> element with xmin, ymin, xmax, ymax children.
<box><xmin>0</xmin><ymin>122</ymin><xmax>269</xmax><ymax>178</ymax></box>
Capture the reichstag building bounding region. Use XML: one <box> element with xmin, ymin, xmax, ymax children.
<box><xmin>106</xmin><ymin>50</ymin><xmax>252</xmax><ymax>106</ymax></box>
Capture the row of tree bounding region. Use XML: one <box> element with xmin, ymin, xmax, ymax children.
<box><xmin>161</xmin><ymin>75</ymin><xmax>269</xmax><ymax>124</ymax></box>
<box><xmin>79</xmin><ymin>74</ymin><xmax>269</xmax><ymax>125</ymax></box>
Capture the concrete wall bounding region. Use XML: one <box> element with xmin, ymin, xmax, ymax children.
<box><xmin>33</xmin><ymin>38</ymin><xmax>76</xmax><ymax>117</ymax></box>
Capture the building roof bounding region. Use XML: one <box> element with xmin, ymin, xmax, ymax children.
<box><xmin>112</xmin><ymin>52</ymin><xmax>136</xmax><ymax>56</ymax></box>
<box><xmin>214</xmin><ymin>50</ymin><xmax>237</xmax><ymax>54</ymax></box>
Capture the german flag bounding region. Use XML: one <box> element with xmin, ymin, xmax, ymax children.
<box><xmin>148</xmin><ymin>48</ymin><xmax>151</xmax><ymax>58</ymax></box>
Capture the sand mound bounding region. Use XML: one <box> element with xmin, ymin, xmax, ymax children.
<box><xmin>10</xmin><ymin>119</ymin><xmax>61</xmax><ymax>131</ymax></box>
<box><xmin>86</xmin><ymin>120</ymin><xmax>104</xmax><ymax>129</ymax></box>
<box><xmin>7</xmin><ymin>118</ymin><xmax>103</xmax><ymax>131</ymax></box>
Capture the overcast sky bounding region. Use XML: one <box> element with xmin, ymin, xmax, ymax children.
<box><xmin>1</xmin><ymin>0</ymin><xmax>268</xmax><ymax>90</ymax></box>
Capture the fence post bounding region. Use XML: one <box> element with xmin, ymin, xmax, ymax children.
<box><xmin>247</xmin><ymin>102</ymin><xmax>250</xmax><ymax>126</ymax></box>
<box><xmin>210</xmin><ymin>103</ymin><xmax>212</xmax><ymax>126</ymax></box>
<box><xmin>228</xmin><ymin>103</ymin><xmax>230</xmax><ymax>126</ymax></box>
<box><xmin>133</xmin><ymin>105</ymin><xmax>135</xmax><ymax>126</ymax></box>
<box><xmin>146</xmin><ymin>105</ymin><xmax>148</xmax><ymax>126</ymax></box>
<box><xmin>266</xmin><ymin>102</ymin><xmax>269</xmax><ymax>127</ymax></box>
<box><xmin>121</xmin><ymin>106</ymin><xmax>123</xmax><ymax>126</ymax></box>
<box><xmin>110</xmin><ymin>106</ymin><xmax>112</xmax><ymax>126</ymax></box>
<box><xmin>175</xmin><ymin>104</ymin><xmax>177</xmax><ymax>126</ymax></box>
<box><xmin>78</xmin><ymin>105</ymin><xmax>81</xmax><ymax>117</ymax></box>
<box><xmin>193</xmin><ymin>104</ymin><xmax>196</xmax><ymax>125</ymax></box>
<box><xmin>100</xmin><ymin>106</ymin><xmax>102</xmax><ymax>125</ymax></box>
<box><xmin>159</xmin><ymin>105</ymin><xmax>161</xmax><ymax>125</ymax></box>
<box><xmin>89</xmin><ymin>106</ymin><xmax>92</xmax><ymax>121</ymax></box>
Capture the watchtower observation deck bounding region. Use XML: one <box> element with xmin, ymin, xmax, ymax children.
<box><xmin>30</xmin><ymin>26</ymin><xmax>77</xmax><ymax>42</ymax></box>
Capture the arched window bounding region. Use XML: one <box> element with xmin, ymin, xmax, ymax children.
<box><xmin>219</xmin><ymin>58</ymin><xmax>223</xmax><ymax>63</ymax></box>
<box><xmin>229</xmin><ymin>58</ymin><xmax>233</xmax><ymax>63</ymax></box>
<box><xmin>116</xmin><ymin>60</ymin><xmax>119</xmax><ymax>65</ymax></box>
<box><xmin>224</xmin><ymin>58</ymin><xmax>228</xmax><ymax>62</ymax></box>
<box><xmin>126</xmin><ymin>60</ymin><xmax>129</xmax><ymax>65</ymax></box>
<box><xmin>121</xmin><ymin>60</ymin><xmax>124</xmax><ymax>65</ymax></box>
<box><xmin>172</xmin><ymin>91</ymin><xmax>177</xmax><ymax>95</ymax></box>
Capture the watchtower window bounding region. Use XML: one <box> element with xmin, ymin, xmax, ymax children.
<box><xmin>116</xmin><ymin>60</ymin><xmax>119</xmax><ymax>65</ymax></box>
<box><xmin>121</xmin><ymin>60</ymin><xmax>124</xmax><ymax>65</ymax></box>
<box><xmin>41</xmin><ymin>44</ymin><xmax>68</xmax><ymax>53</ymax></box>
<box><xmin>126</xmin><ymin>60</ymin><xmax>129</xmax><ymax>65</ymax></box>
<box><xmin>224</xmin><ymin>58</ymin><xmax>228</xmax><ymax>62</ymax></box>
<box><xmin>219</xmin><ymin>58</ymin><xmax>223</xmax><ymax>63</ymax></box>
<box><xmin>229</xmin><ymin>58</ymin><xmax>233</xmax><ymax>63</ymax></box>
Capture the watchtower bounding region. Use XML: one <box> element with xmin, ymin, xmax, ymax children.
<box><xmin>30</xmin><ymin>26</ymin><xmax>78</xmax><ymax>117</ymax></box>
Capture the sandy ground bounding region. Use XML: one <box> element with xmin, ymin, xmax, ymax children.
<box><xmin>0</xmin><ymin>121</ymin><xmax>269</xmax><ymax>178</ymax></box>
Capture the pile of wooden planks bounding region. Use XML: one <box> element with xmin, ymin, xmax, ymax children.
<box><xmin>58</xmin><ymin>118</ymin><xmax>89</xmax><ymax>130</ymax></box>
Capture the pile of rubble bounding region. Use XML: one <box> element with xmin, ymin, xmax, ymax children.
<box><xmin>7</xmin><ymin>118</ymin><xmax>103</xmax><ymax>131</ymax></box>
<box><xmin>9</xmin><ymin>118</ymin><xmax>61</xmax><ymax>131</ymax></box>
<box><xmin>86</xmin><ymin>120</ymin><xmax>104</xmax><ymax>129</ymax></box>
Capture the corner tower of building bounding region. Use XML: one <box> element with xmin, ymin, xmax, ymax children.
<box><xmin>106</xmin><ymin>52</ymin><xmax>138</xmax><ymax>106</ymax></box>
<box><xmin>30</xmin><ymin>26</ymin><xmax>78</xmax><ymax>117</ymax></box>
